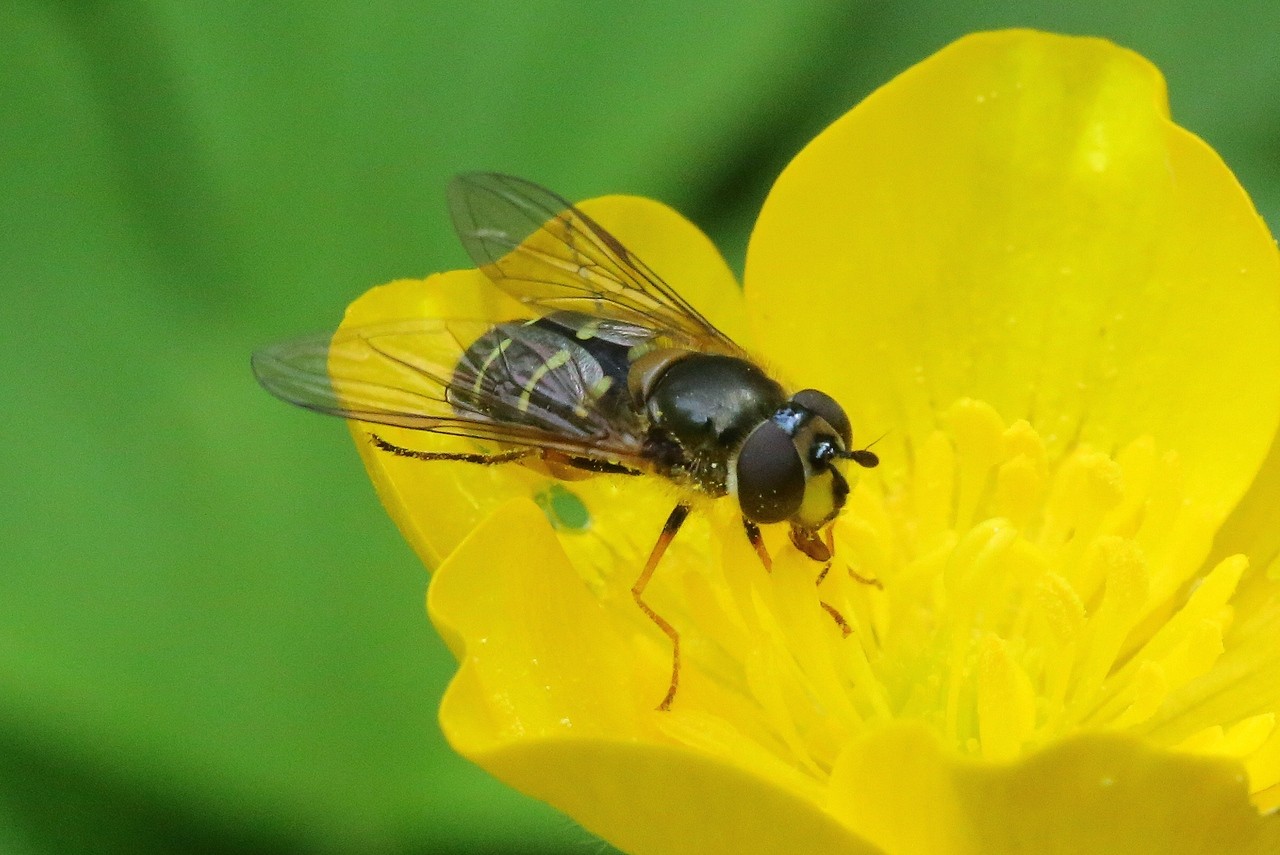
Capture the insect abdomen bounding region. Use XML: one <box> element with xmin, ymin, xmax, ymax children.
<box><xmin>449</xmin><ymin>316</ymin><xmax>634</xmax><ymax>434</ymax></box>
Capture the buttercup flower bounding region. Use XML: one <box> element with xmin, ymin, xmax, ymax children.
<box><xmin>344</xmin><ymin>31</ymin><xmax>1280</xmax><ymax>854</ymax></box>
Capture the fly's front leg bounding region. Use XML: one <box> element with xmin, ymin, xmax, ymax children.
<box><xmin>847</xmin><ymin>567</ymin><xmax>884</xmax><ymax>589</ymax></box>
<box><xmin>823</xmin><ymin>526</ymin><xmax>883</xmax><ymax>590</ymax></box>
<box><xmin>814</xmin><ymin>526</ymin><xmax>854</xmax><ymax>637</ymax></box>
<box><xmin>813</xmin><ymin>527</ymin><xmax>883</xmax><ymax>636</ymax></box>
<box><xmin>742</xmin><ymin>517</ymin><xmax>772</xmax><ymax>572</ymax></box>
<box><xmin>772</xmin><ymin>521</ymin><xmax>855</xmax><ymax>636</ymax></box>
<box><xmin>633</xmin><ymin>502</ymin><xmax>691</xmax><ymax>711</ymax></box>
<box><xmin>818</xmin><ymin>601</ymin><xmax>853</xmax><ymax>637</ymax></box>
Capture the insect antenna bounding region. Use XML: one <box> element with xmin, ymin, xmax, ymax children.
<box><xmin>838</xmin><ymin>430</ymin><xmax>887</xmax><ymax>469</ymax></box>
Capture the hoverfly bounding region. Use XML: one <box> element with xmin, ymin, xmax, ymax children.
<box><xmin>253</xmin><ymin>173</ymin><xmax>879</xmax><ymax>710</ymax></box>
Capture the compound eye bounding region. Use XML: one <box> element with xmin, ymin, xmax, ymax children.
<box><xmin>791</xmin><ymin>388</ymin><xmax>851</xmax><ymax>448</ymax></box>
<box><xmin>736</xmin><ymin>421</ymin><xmax>805</xmax><ymax>524</ymax></box>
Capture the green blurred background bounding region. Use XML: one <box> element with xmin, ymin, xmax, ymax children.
<box><xmin>4</xmin><ymin>2</ymin><xmax>1278</xmax><ymax>852</ymax></box>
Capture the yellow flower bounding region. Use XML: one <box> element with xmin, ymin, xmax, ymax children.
<box><xmin>344</xmin><ymin>30</ymin><xmax>1280</xmax><ymax>855</ymax></box>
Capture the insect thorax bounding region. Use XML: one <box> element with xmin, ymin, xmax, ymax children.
<box><xmin>642</xmin><ymin>353</ymin><xmax>785</xmax><ymax>494</ymax></box>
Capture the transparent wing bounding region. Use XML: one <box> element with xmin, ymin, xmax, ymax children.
<box><xmin>251</xmin><ymin>319</ymin><xmax>649</xmax><ymax>461</ymax></box>
<box><xmin>448</xmin><ymin>172</ymin><xmax>743</xmax><ymax>355</ymax></box>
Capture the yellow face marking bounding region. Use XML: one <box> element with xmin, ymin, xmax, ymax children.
<box><xmin>473</xmin><ymin>337</ymin><xmax>512</xmax><ymax>396</ymax></box>
<box><xmin>797</xmin><ymin>469</ymin><xmax>838</xmax><ymax>528</ymax></box>
<box><xmin>518</xmin><ymin>348</ymin><xmax>572</xmax><ymax>413</ymax></box>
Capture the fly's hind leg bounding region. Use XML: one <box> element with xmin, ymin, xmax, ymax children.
<box><xmin>369</xmin><ymin>433</ymin><xmax>534</xmax><ymax>465</ymax></box>
<box><xmin>633</xmin><ymin>502</ymin><xmax>691</xmax><ymax>711</ymax></box>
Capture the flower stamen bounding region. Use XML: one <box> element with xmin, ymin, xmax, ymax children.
<box><xmin>664</xmin><ymin>397</ymin><xmax>1279</xmax><ymax>800</ymax></box>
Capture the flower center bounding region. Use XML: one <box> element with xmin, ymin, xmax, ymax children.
<box><xmin>662</xmin><ymin>398</ymin><xmax>1278</xmax><ymax>794</ymax></box>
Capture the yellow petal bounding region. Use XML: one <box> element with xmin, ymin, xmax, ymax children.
<box><xmin>475</xmin><ymin>738</ymin><xmax>880</xmax><ymax>855</ymax></box>
<box><xmin>346</xmin><ymin>30</ymin><xmax>1280</xmax><ymax>854</ymax></box>
<box><xmin>430</xmin><ymin>498</ymin><xmax>648</xmax><ymax>730</ymax></box>
<box><xmin>746</xmin><ymin>29</ymin><xmax>1280</xmax><ymax>523</ymax></box>
<box><xmin>340</xmin><ymin>270</ymin><xmax>528</xmax><ymax>568</ymax></box>
<box><xmin>432</xmin><ymin>499</ymin><xmax>880</xmax><ymax>855</ymax></box>
<box><xmin>829</xmin><ymin>723</ymin><xmax>1280</xmax><ymax>854</ymax></box>
<box><xmin>1210</xmin><ymin>434</ymin><xmax>1280</xmax><ymax>614</ymax></box>
<box><xmin>340</xmin><ymin>194</ymin><xmax>743</xmax><ymax>567</ymax></box>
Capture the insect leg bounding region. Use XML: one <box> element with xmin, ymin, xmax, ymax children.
<box><xmin>742</xmin><ymin>517</ymin><xmax>773</xmax><ymax>572</ymax></box>
<box><xmin>814</xmin><ymin>527</ymin><xmax>853</xmax><ymax>637</ymax></box>
<box><xmin>633</xmin><ymin>502</ymin><xmax>691</xmax><ymax>711</ymax></box>
<box><xmin>369</xmin><ymin>433</ymin><xmax>533</xmax><ymax>465</ymax></box>
<box><xmin>819</xmin><ymin>603</ymin><xmax>853</xmax><ymax>637</ymax></box>
<box><xmin>824</xmin><ymin>527</ymin><xmax>883</xmax><ymax>590</ymax></box>
<box><xmin>847</xmin><ymin>567</ymin><xmax>884</xmax><ymax>589</ymax></box>
<box><xmin>560</xmin><ymin>455</ymin><xmax>644</xmax><ymax>476</ymax></box>
<box><xmin>789</xmin><ymin>523</ymin><xmax>831</xmax><ymax>562</ymax></box>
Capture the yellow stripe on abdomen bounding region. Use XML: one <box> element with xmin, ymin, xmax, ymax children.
<box><xmin>518</xmin><ymin>348</ymin><xmax>572</xmax><ymax>413</ymax></box>
<box><xmin>472</xmin><ymin>337</ymin><xmax>512</xmax><ymax>397</ymax></box>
